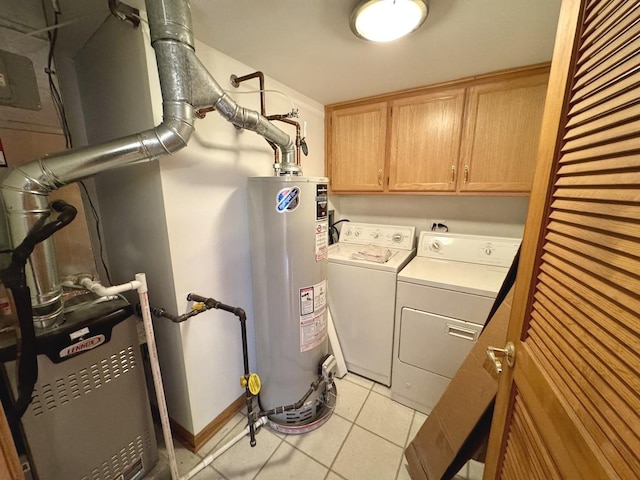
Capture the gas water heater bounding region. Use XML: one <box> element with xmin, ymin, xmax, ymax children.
<box><xmin>248</xmin><ymin>176</ymin><xmax>334</xmax><ymax>433</ymax></box>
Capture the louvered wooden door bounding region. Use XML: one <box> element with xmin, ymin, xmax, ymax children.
<box><xmin>484</xmin><ymin>0</ymin><xmax>640</xmax><ymax>478</ymax></box>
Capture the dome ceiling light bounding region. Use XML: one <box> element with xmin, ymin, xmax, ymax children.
<box><xmin>350</xmin><ymin>0</ymin><xmax>429</xmax><ymax>43</ymax></box>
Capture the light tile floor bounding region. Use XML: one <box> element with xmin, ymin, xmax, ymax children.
<box><xmin>148</xmin><ymin>373</ymin><xmax>484</xmax><ymax>480</ymax></box>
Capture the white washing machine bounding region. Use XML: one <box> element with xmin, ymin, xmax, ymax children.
<box><xmin>328</xmin><ymin>223</ymin><xmax>415</xmax><ymax>386</ymax></box>
<box><xmin>391</xmin><ymin>232</ymin><xmax>520</xmax><ymax>414</ymax></box>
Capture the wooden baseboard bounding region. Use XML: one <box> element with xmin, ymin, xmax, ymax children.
<box><xmin>193</xmin><ymin>395</ymin><xmax>246</xmax><ymax>452</ymax></box>
<box><xmin>152</xmin><ymin>394</ymin><xmax>246</xmax><ymax>453</ymax></box>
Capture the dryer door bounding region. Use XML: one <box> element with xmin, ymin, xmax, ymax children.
<box><xmin>398</xmin><ymin>307</ymin><xmax>482</xmax><ymax>379</ymax></box>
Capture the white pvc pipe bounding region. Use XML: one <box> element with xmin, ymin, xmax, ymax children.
<box><xmin>327</xmin><ymin>309</ymin><xmax>347</xmax><ymax>378</ymax></box>
<box><xmin>83</xmin><ymin>275</ymin><xmax>262</xmax><ymax>479</ymax></box>
<box><xmin>180</xmin><ymin>417</ymin><xmax>268</xmax><ymax>480</ymax></box>
<box><xmin>79</xmin><ymin>276</ymin><xmax>142</xmax><ymax>296</ymax></box>
<box><xmin>80</xmin><ymin>274</ymin><xmax>180</xmax><ymax>480</ymax></box>
<box><xmin>135</xmin><ymin>273</ymin><xmax>180</xmax><ymax>480</ymax></box>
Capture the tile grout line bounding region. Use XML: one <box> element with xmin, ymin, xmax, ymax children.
<box><xmin>195</xmin><ymin>414</ymin><xmax>246</xmax><ymax>461</ymax></box>
<box><xmin>251</xmin><ymin>432</ymin><xmax>286</xmax><ymax>480</ymax></box>
<box><xmin>190</xmin><ymin>413</ymin><xmax>248</xmax><ymax>480</ymax></box>
<box><xmin>340</xmin><ymin>375</ymin><xmax>413</xmax><ymax>480</ymax></box>
<box><xmin>395</xmin><ymin>410</ymin><xmax>417</xmax><ymax>480</ymax></box>
<box><xmin>253</xmin><ymin>378</ymin><xmax>354</xmax><ymax>480</ymax></box>
<box><xmin>349</xmin><ymin>389</ymin><xmax>415</xmax><ymax>448</ymax></box>
<box><xmin>280</xmin><ymin>435</ymin><xmax>338</xmax><ymax>476</ymax></box>
<box><xmin>183</xmin><ymin>374</ymin><xmax>408</xmax><ymax>480</ymax></box>
<box><xmin>324</xmin><ymin>376</ymin><xmax>374</xmax><ymax>479</ymax></box>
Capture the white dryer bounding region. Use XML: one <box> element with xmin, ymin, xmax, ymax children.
<box><xmin>328</xmin><ymin>223</ymin><xmax>415</xmax><ymax>386</ymax></box>
<box><xmin>391</xmin><ymin>232</ymin><xmax>520</xmax><ymax>414</ymax></box>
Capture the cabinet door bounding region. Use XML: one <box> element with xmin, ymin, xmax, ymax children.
<box><xmin>389</xmin><ymin>89</ymin><xmax>465</xmax><ymax>192</ymax></box>
<box><xmin>459</xmin><ymin>73</ymin><xmax>548</xmax><ymax>192</ymax></box>
<box><xmin>329</xmin><ymin>102</ymin><xmax>387</xmax><ymax>192</ymax></box>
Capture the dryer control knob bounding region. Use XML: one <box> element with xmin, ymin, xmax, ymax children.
<box><xmin>430</xmin><ymin>239</ymin><xmax>443</xmax><ymax>252</ymax></box>
<box><xmin>392</xmin><ymin>233</ymin><xmax>404</xmax><ymax>243</ymax></box>
<box><xmin>354</xmin><ymin>230</ymin><xmax>360</xmax><ymax>237</ymax></box>
<box><xmin>344</xmin><ymin>229</ymin><xmax>351</xmax><ymax>236</ymax></box>
<box><xmin>485</xmin><ymin>247</ymin><xmax>493</xmax><ymax>256</ymax></box>
<box><xmin>372</xmin><ymin>232</ymin><xmax>380</xmax><ymax>239</ymax></box>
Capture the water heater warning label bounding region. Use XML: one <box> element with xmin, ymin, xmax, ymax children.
<box><xmin>315</xmin><ymin>222</ymin><xmax>328</xmax><ymax>261</ymax></box>
<box><xmin>299</xmin><ymin>280</ymin><xmax>327</xmax><ymax>316</ymax></box>
<box><xmin>300</xmin><ymin>309</ymin><xmax>327</xmax><ymax>353</ymax></box>
<box><xmin>299</xmin><ymin>280</ymin><xmax>327</xmax><ymax>352</ymax></box>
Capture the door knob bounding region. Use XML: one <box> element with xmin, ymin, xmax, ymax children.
<box><xmin>487</xmin><ymin>342</ymin><xmax>515</xmax><ymax>374</ymax></box>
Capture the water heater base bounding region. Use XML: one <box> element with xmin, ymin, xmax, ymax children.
<box><xmin>266</xmin><ymin>382</ymin><xmax>337</xmax><ymax>435</ymax></box>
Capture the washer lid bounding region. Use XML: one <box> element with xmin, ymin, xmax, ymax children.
<box><xmin>328</xmin><ymin>243</ymin><xmax>415</xmax><ymax>273</ymax></box>
<box><xmin>398</xmin><ymin>256</ymin><xmax>509</xmax><ymax>297</ymax></box>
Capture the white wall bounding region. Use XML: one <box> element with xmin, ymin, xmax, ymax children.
<box><xmin>158</xmin><ymin>40</ymin><xmax>325</xmax><ymax>433</ymax></box>
<box><xmin>70</xmin><ymin>12</ymin><xmax>325</xmax><ymax>434</ymax></box>
<box><xmin>70</xmin><ymin>14</ymin><xmax>193</xmax><ymax>431</ymax></box>
<box><xmin>57</xmin><ymin>0</ymin><xmax>523</xmax><ymax>436</ymax></box>
<box><xmin>333</xmin><ymin>195</ymin><xmax>529</xmax><ymax>239</ymax></box>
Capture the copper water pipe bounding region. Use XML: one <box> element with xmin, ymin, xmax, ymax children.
<box><xmin>223</xmin><ymin>71</ymin><xmax>284</xmax><ymax>162</ymax></box>
<box><xmin>230</xmin><ymin>71</ymin><xmax>266</xmax><ymax>116</ymax></box>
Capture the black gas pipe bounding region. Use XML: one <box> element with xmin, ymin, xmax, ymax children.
<box><xmin>148</xmin><ymin>293</ymin><xmax>333</xmax><ymax>448</ymax></box>
<box><xmin>149</xmin><ymin>293</ymin><xmax>258</xmax><ymax>446</ymax></box>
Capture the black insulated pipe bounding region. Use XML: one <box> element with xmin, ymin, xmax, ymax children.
<box><xmin>0</xmin><ymin>200</ymin><xmax>77</xmax><ymax>428</ymax></box>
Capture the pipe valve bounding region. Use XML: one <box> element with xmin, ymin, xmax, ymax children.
<box><xmin>240</xmin><ymin>373</ymin><xmax>261</xmax><ymax>396</ymax></box>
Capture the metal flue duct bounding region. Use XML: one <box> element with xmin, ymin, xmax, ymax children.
<box><xmin>0</xmin><ymin>0</ymin><xmax>297</xmax><ymax>327</ymax></box>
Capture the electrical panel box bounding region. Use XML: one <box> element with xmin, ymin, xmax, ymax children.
<box><xmin>0</xmin><ymin>49</ymin><xmax>41</xmax><ymax>111</ymax></box>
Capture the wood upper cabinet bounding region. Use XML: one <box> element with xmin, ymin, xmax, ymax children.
<box><xmin>325</xmin><ymin>65</ymin><xmax>549</xmax><ymax>194</ymax></box>
<box><xmin>389</xmin><ymin>88</ymin><xmax>465</xmax><ymax>192</ymax></box>
<box><xmin>458</xmin><ymin>72</ymin><xmax>549</xmax><ymax>192</ymax></box>
<box><xmin>328</xmin><ymin>102</ymin><xmax>388</xmax><ymax>192</ymax></box>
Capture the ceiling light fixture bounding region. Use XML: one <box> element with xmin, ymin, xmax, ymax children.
<box><xmin>350</xmin><ymin>0</ymin><xmax>429</xmax><ymax>43</ymax></box>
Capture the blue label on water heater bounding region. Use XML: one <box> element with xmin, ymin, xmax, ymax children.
<box><xmin>276</xmin><ymin>186</ymin><xmax>300</xmax><ymax>213</ymax></box>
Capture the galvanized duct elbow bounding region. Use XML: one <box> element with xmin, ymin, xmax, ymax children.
<box><xmin>0</xmin><ymin>0</ymin><xmax>198</xmax><ymax>327</ymax></box>
<box><xmin>0</xmin><ymin>103</ymin><xmax>194</xmax><ymax>328</ymax></box>
<box><xmin>213</xmin><ymin>92</ymin><xmax>298</xmax><ymax>174</ymax></box>
<box><xmin>0</xmin><ymin>0</ymin><xmax>298</xmax><ymax>327</ymax></box>
<box><xmin>159</xmin><ymin>33</ymin><xmax>298</xmax><ymax>174</ymax></box>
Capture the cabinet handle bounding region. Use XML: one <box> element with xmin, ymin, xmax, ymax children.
<box><xmin>464</xmin><ymin>165</ymin><xmax>469</xmax><ymax>184</ymax></box>
<box><xmin>378</xmin><ymin>169</ymin><xmax>383</xmax><ymax>186</ymax></box>
<box><xmin>450</xmin><ymin>165</ymin><xmax>456</xmax><ymax>183</ymax></box>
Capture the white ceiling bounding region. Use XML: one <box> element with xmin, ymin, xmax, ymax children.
<box><xmin>11</xmin><ymin>0</ymin><xmax>562</xmax><ymax>106</ymax></box>
<box><xmin>188</xmin><ymin>0</ymin><xmax>562</xmax><ymax>105</ymax></box>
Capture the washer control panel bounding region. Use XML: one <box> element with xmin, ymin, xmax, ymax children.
<box><xmin>419</xmin><ymin>232</ymin><xmax>521</xmax><ymax>267</ymax></box>
<box><xmin>340</xmin><ymin>223</ymin><xmax>415</xmax><ymax>250</ymax></box>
